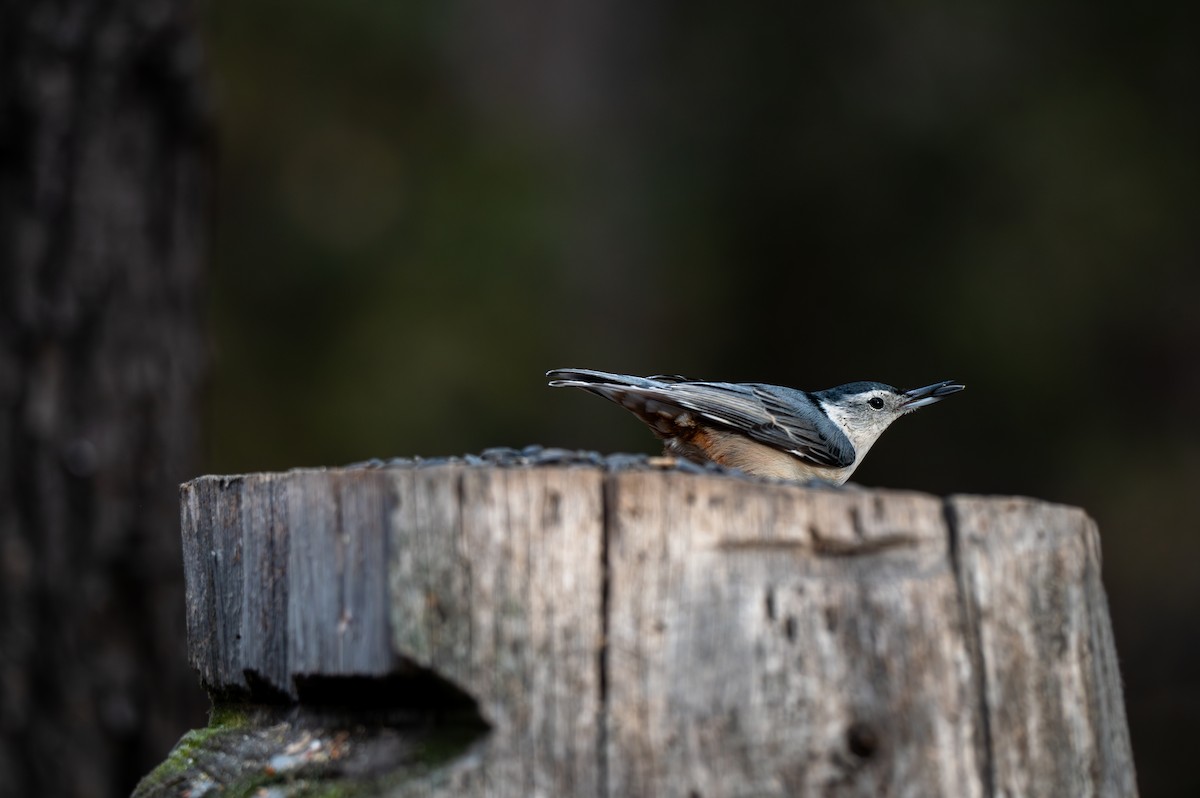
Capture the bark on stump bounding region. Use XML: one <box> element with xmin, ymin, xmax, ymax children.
<box><xmin>139</xmin><ymin>463</ymin><xmax>1137</xmax><ymax>797</ymax></box>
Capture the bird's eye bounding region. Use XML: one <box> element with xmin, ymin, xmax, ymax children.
<box><xmin>868</xmin><ymin>397</ymin><xmax>885</xmax><ymax>410</ymax></box>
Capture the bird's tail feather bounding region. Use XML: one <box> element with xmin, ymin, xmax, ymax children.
<box><xmin>546</xmin><ymin>368</ymin><xmax>667</xmax><ymax>390</ymax></box>
<box><xmin>547</xmin><ymin>368</ymin><xmax>699</xmax><ymax>440</ymax></box>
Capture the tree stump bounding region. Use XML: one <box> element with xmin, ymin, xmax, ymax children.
<box><xmin>135</xmin><ymin>458</ymin><xmax>1137</xmax><ymax>797</ymax></box>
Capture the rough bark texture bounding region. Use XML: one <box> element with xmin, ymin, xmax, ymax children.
<box><xmin>162</xmin><ymin>464</ymin><xmax>1136</xmax><ymax>797</ymax></box>
<box><xmin>0</xmin><ymin>1</ymin><xmax>210</xmax><ymax>795</ymax></box>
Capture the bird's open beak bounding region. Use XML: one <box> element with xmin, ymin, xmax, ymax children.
<box><xmin>900</xmin><ymin>380</ymin><xmax>965</xmax><ymax>411</ymax></box>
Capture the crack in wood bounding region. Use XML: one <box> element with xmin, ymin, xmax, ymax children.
<box><xmin>944</xmin><ymin>498</ymin><xmax>996</xmax><ymax>798</ymax></box>
<box><xmin>715</xmin><ymin>534</ymin><xmax>920</xmax><ymax>557</ymax></box>
<box><xmin>597</xmin><ymin>476</ymin><xmax>615</xmax><ymax>798</ymax></box>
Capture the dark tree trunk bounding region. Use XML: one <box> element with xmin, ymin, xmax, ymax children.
<box><xmin>0</xmin><ymin>1</ymin><xmax>211</xmax><ymax>796</ymax></box>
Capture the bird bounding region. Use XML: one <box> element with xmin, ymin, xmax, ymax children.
<box><xmin>547</xmin><ymin>368</ymin><xmax>965</xmax><ymax>484</ymax></box>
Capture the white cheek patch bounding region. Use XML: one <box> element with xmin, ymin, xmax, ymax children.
<box><xmin>820</xmin><ymin>404</ymin><xmax>857</xmax><ymax>442</ymax></box>
<box><xmin>821</xmin><ymin>403</ymin><xmax>894</xmax><ymax>460</ymax></box>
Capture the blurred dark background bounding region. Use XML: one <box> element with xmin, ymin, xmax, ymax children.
<box><xmin>3</xmin><ymin>0</ymin><xmax>1197</xmax><ymax>795</ymax></box>
<box><xmin>206</xmin><ymin>3</ymin><xmax>1198</xmax><ymax>795</ymax></box>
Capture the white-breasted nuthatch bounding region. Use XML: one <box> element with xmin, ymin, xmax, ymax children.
<box><xmin>547</xmin><ymin>368</ymin><xmax>965</xmax><ymax>484</ymax></box>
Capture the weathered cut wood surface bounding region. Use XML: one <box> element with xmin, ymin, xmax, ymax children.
<box><xmin>154</xmin><ymin>463</ymin><xmax>1136</xmax><ymax>797</ymax></box>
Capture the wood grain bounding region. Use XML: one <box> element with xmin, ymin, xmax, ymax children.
<box><xmin>171</xmin><ymin>465</ymin><xmax>1136</xmax><ymax>797</ymax></box>
<box><xmin>949</xmin><ymin>495</ymin><xmax>1137</xmax><ymax>797</ymax></box>
<box><xmin>604</xmin><ymin>473</ymin><xmax>984</xmax><ymax>798</ymax></box>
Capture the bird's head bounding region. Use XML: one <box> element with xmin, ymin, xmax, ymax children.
<box><xmin>815</xmin><ymin>380</ymin><xmax>965</xmax><ymax>462</ymax></box>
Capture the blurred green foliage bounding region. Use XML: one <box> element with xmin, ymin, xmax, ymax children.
<box><xmin>204</xmin><ymin>2</ymin><xmax>1199</xmax><ymax>794</ymax></box>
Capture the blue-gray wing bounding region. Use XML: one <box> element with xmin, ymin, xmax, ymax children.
<box><xmin>658</xmin><ymin>381</ymin><xmax>855</xmax><ymax>468</ymax></box>
<box><xmin>547</xmin><ymin>369</ymin><xmax>854</xmax><ymax>468</ymax></box>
